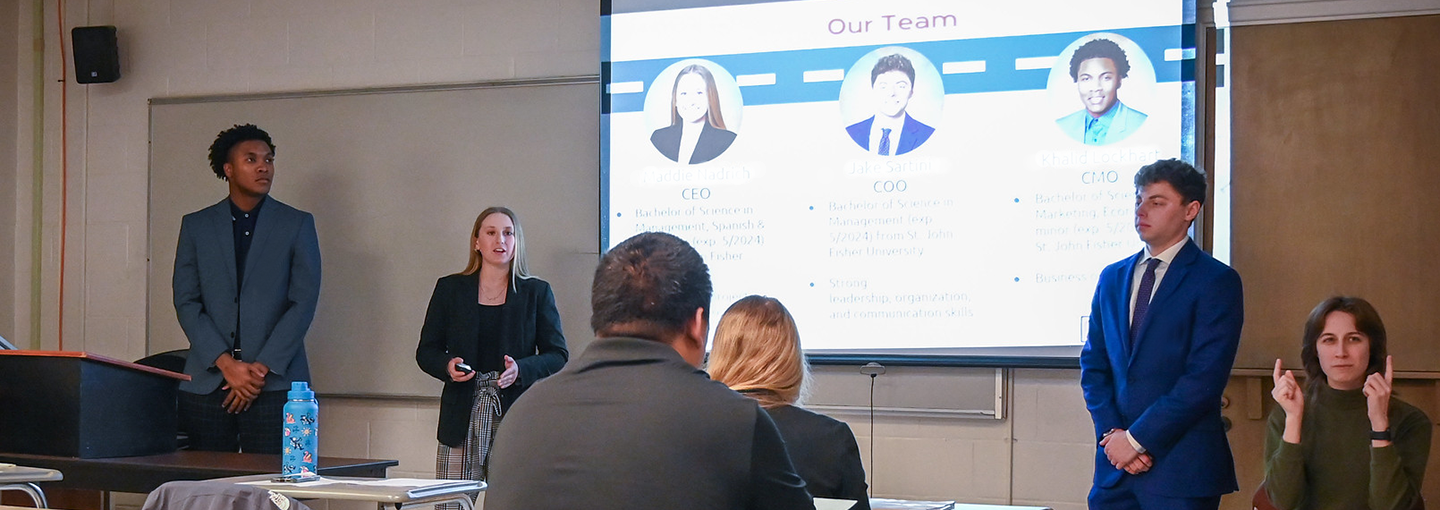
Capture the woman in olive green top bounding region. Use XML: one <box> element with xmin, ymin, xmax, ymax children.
<box><xmin>1265</xmin><ymin>296</ymin><xmax>1431</xmax><ymax>510</ymax></box>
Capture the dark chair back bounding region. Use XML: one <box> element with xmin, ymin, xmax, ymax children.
<box><xmin>1252</xmin><ymin>483</ymin><xmax>1280</xmax><ymax>510</ymax></box>
<box><xmin>135</xmin><ymin>349</ymin><xmax>189</xmax><ymax>374</ymax></box>
<box><xmin>134</xmin><ymin>349</ymin><xmax>190</xmax><ymax>449</ymax></box>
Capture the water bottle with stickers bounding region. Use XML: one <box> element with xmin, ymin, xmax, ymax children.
<box><xmin>281</xmin><ymin>381</ymin><xmax>319</xmax><ymax>477</ymax></box>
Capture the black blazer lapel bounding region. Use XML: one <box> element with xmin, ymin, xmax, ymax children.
<box><xmin>497</xmin><ymin>284</ymin><xmax>520</xmax><ymax>356</ymax></box>
<box><xmin>456</xmin><ymin>272</ymin><xmax>481</xmax><ymax>360</ymax></box>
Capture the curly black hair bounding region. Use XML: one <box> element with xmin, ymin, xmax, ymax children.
<box><xmin>1068</xmin><ymin>38</ymin><xmax>1131</xmax><ymax>81</ymax></box>
<box><xmin>207</xmin><ymin>124</ymin><xmax>275</xmax><ymax>180</ymax></box>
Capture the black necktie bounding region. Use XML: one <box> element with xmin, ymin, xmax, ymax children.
<box><xmin>878</xmin><ymin>127</ymin><xmax>892</xmax><ymax>156</ymax></box>
<box><xmin>1130</xmin><ymin>258</ymin><xmax>1161</xmax><ymax>344</ymax></box>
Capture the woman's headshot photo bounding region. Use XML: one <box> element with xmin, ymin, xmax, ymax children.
<box><xmin>645</xmin><ymin>60</ymin><xmax>742</xmax><ymax>164</ymax></box>
<box><xmin>1047</xmin><ymin>33</ymin><xmax>1157</xmax><ymax>146</ymax></box>
<box><xmin>839</xmin><ymin>47</ymin><xmax>944</xmax><ymax>157</ymax></box>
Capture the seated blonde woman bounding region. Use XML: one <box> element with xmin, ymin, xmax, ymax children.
<box><xmin>1265</xmin><ymin>296</ymin><xmax>1430</xmax><ymax>510</ymax></box>
<box><xmin>707</xmin><ymin>295</ymin><xmax>870</xmax><ymax>510</ymax></box>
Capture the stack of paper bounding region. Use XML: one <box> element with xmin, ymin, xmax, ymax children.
<box><xmin>346</xmin><ymin>478</ymin><xmax>482</xmax><ymax>498</ymax></box>
<box><xmin>243</xmin><ymin>476</ymin><xmax>482</xmax><ymax>499</ymax></box>
<box><xmin>870</xmin><ymin>498</ymin><xmax>957</xmax><ymax>510</ymax></box>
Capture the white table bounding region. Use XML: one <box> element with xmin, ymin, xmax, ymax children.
<box><xmin>0</xmin><ymin>464</ymin><xmax>63</xmax><ymax>508</ymax></box>
<box><xmin>871</xmin><ymin>499</ymin><xmax>1052</xmax><ymax>510</ymax></box>
<box><xmin>227</xmin><ymin>475</ymin><xmax>484</xmax><ymax>510</ymax></box>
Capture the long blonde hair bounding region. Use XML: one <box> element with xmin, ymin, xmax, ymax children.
<box><xmin>707</xmin><ymin>295</ymin><xmax>809</xmax><ymax>409</ymax></box>
<box><xmin>461</xmin><ymin>207</ymin><xmax>530</xmax><ymax>289</ymax></box>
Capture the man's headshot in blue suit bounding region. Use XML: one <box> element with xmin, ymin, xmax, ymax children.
<box><xmin>1057</xmin><ymin>39</ymin><xmax>1149</xmax><ymax>146</ymax></box>
<box><xmin>173</xmin><ymin>124</ymin><xmax>322</xmax><ymax>454</ymax></box>
<box><xmin>845</xmin><ymin>53</ymin><xmax>935</xmax><ymax>156</ymax></box>
<box><xmin>1080</xmin><ymin>159</ymin><xmax>1243</xmax><ymax>510</ymax></box>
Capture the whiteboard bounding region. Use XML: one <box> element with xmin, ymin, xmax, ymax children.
<box><xmin>148</xmin><ymin>78</ymin><xmax>600</xmax><ymax>397</ymax></box>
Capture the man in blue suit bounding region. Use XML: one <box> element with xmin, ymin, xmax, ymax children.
<box><xmin>173</xmin><ymin>124</ymin><xmax>322</xmax><ymax>453</ymax></box>
<box><xmin>846</xmin><ymin>53</ymin><xmax>934</xmax><ymax>156</ymax></box>
<box><xmin>1056</xmin><ymin>38</ymin><xmax>1148</xmax><ymax>146</ymax></box>
<box><xmin>1080</xmin><ymin>159</ymin><xmax>1243</xmax><ymax>509</ymax></box>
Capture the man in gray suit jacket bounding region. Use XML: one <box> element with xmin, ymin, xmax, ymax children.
<box><xmin>173</xmin><ymin>124</ymin><xmax>321</xmax><ymax>453</ymax></box>
<box><xmin>485</xmin><ymin>232</ymin><xmax>815</xmax><ymax>510</ymax></box>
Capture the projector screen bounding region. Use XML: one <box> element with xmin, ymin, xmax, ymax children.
<box><xmin>601</xmin><ymin>0</ymin><xmax>1197</xmax><ymax>364</ymax></box>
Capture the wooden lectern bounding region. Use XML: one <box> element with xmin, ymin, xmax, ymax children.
<box><xmin>0</xmin><ymin>351</ymin><xmax>189</xmax><ymax>458</ymax></box>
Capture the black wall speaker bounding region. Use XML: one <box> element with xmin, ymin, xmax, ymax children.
<box><xmin>71</xmin><ymin>26</ymin><xmax>120</xmax><ymax>84</ymax></box>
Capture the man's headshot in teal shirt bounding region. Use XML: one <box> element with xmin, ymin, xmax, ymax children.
<box><xmin>1057</xmin><ymin>38</ymin><xmax>1148</xmax><ymax>146</ymax></box>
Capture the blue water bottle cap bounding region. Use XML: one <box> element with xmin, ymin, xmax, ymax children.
<box><xmin>288</xmin><ymin>381</ymin><xmax>315</xmax><ymax>400</ymax></box>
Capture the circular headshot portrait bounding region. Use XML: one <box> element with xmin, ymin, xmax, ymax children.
<box><xmin>838</xmin><ymin>47</ymin><xmax>944</xmax><ymax>157</ymax></box>
<box><xmin>643</xmin><ymin>59</ymin><xmax>744</xmax><ymax>165</ymax></box>
<box><xmin>1047</xmin><ymin>33</ymin><xmax>1157</xmax><ymax>146</ymax></box>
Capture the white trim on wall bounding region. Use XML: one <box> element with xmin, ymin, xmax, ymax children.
<box><xmin>1227</xmin><ymin>0</ymin><xmax>1440</xmax><ymax>26</ymax></box>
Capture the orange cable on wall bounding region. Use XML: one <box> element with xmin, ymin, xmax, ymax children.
<box><xmin>56</xmin><ymin>0</ymin><xmax>68</xmax><ymax>351</ymax></box>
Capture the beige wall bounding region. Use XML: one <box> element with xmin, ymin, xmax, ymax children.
<box><xmin>24</xmin><ymin>0</ymin><xmax>595</xmax><ymax>361</ymax></box>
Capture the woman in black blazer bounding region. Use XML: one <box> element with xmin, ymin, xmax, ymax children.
<box><xmin>416</xmin><ymin>207</ymin><xmax>568</xmax><ymax>488</ymax></box>
<box><xmin>707</xmin><ymin>295</ymin><xmax>870</xmax><ymax>510</ymax></box>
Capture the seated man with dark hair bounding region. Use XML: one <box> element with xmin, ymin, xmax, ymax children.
<box><xmin>484</xmin><ymin>232</ymin><xmax>816</xmax><ymax>510</ymax></box>
<box><xmin>1057</xmin><ymin>38</ymin><xmax>1148</xmax><ymax>146</ymax></box>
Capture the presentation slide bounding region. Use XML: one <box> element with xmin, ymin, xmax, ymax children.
<box><xmin>602</xmin><ymin>0</ymin><xmax>1196</xmax><ymax>357</ymax></box>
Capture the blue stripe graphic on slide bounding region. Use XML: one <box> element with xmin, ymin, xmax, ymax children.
<box><xmin>606</xmin><ymin>24</ymin><xmax>1191</xmax><ymax>113</ymax></box>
